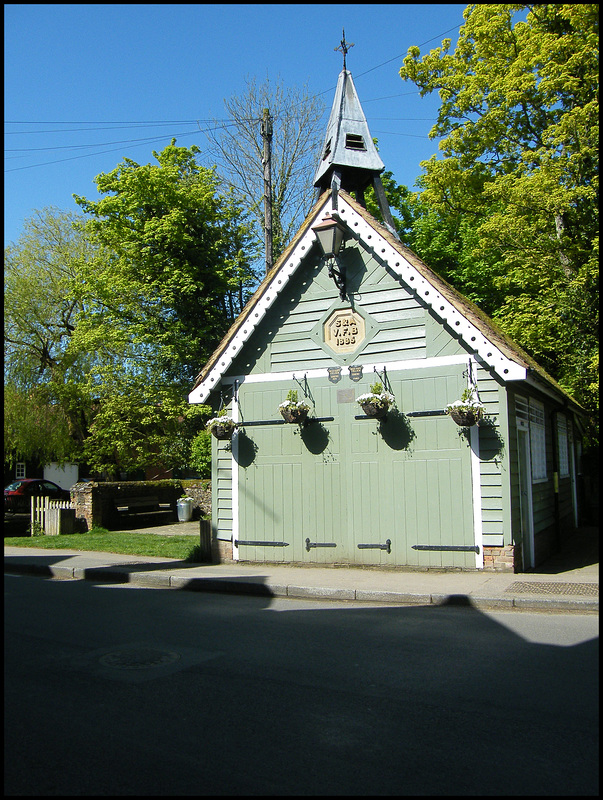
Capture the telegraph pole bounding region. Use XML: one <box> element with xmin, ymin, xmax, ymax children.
<box><xmin>261</xmin><ymin>108</ymin><xmax>273</xmax><ymax>275</ymax></box>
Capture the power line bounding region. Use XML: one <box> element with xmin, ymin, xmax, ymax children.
<box><xmin>4</xmin><ymin>130</ymin><xmax>205</xmax><ymax>173</ymax></box>
<box><xmin>4</xmin><ymin>22</ymin><xmax>459</xmax><ymax>174</ymax></box>
<box><xmin>353</xmin><ymin>23</ymin><xmax>460</xmax><ymax>80</ymax></box>
<box><xmin>4</xmin><ymin>119</ymin><xmax>256</xmax><ymax>134</ymax></box>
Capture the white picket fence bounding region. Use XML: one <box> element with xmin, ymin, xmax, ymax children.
<box><xmin>30</xmin><ymin>496</ymin><xmax>75</xmax><ymax>535</ymax></box>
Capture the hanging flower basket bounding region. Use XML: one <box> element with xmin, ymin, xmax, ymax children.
<box><xmin>279</xmin><ymin>390</ymin><xmax>311</xmax><ymax>424</ymax></box>
<box><xmin>206</xmin><ymin>415</ymin><xmax>237</xmax><ymax>440</ymax></box>
<box><xmin>356</xmin><ymin>382</ymin><xmax>395</xmax><ymax>419</ymax></box>
<box><xmin>448</xmin><ymin>407</ymin><xmax>481</xmax><ymax>427</ymax></box>
<box><xmin>445</xmin><ymin>389</ymin><xmax>484</xmax><ymax>427</ymax></box>
<box><xmin>358</xmin><ymin>399</ymin><xmax>389</xmax><ymax>419</ymax></box>
<box><xmin>279</xmin><ymin>405</ymin><xmax>309</xmax><ymax>424</ymax></box>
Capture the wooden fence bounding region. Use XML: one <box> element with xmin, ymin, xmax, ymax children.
<box><xmin>30</xmin><ymin>496</ymin><xmax>76</xmax><ymax>536</ymax></box>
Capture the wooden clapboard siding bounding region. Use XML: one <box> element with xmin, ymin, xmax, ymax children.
<box><xmin>213</xmin><ymin>439</ymin><xmax>233</xmax><ymax>542</ymax></box>
<box><xmin>212</xmin><ymin>217</ymin><xmax>510</xmax><ymax>567</ymax></box>
<box><xmin>475</xmin><ymin>366</ymin><xmax>506</xmax><ymax>547</ymax></box>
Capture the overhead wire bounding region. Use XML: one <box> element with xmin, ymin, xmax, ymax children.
<box><xmin>4</xmin><ymin>22</ymin><xmax>459</xmax><ymax>174</ymax></box>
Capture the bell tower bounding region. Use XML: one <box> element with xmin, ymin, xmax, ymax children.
<box><xmin>313</xmin><ymin>31</ymin><xmax>400</xmax><ymax>240</ymax></box>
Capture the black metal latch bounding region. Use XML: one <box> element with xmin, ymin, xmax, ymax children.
<box><xmin>412</xmin><ymin>544</ymin><xmax>479</xmax><ymax>553</ymax></box>
<box><xmin>357</xmin><ymin>539</ymin><xmax>392</xmax><ymax>554</ymax></box>
<box><xmin>305</xmin><ymin>539</ymin><xmax>337</xmax><ymax>551</ymax></box>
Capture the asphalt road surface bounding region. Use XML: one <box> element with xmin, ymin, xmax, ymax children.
<box><xmin>4</xmin><ymin>575</ymin><xmax>598</xmax><ymax>796</ymax></box>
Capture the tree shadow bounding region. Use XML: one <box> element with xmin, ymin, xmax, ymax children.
<box><xmin>4</xmin><ymin>572</ymin><xmax>598</xmax><ymax>797</ymax></box>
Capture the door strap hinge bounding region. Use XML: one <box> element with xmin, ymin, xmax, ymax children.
<box><xmin>412</xmin><ymin>545</ymin><xmax>480</xmax><ymax>553</ymax></box>
<box><xmin>357</xmin><ymin>539</ymin><xmax>391</xmax><ymax>553</ymax></box>
<box><xmin>305</xmin><ymin>539</ymin><xmax>337</xmax><ymax>551</ymax></box>
<box><xmin>234</xmin><ymin>540</ymin><xmax>289</xmax><ymax>547</ymax></box>
<box><xmin>406</xmin><ymin>410</ymin><xmax>447</xmax><ymax>417</ymax></box>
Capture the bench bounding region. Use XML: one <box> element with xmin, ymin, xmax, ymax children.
<box><xmin>113</xmin><ymin>496</ymin><xmax>174</xmax><ymax>519</ymax></box>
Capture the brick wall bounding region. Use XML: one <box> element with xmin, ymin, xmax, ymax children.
<box><xmin>482</xmin><ymin>544</ymin><xmax>517</xmax><ymax>572</ymax></box>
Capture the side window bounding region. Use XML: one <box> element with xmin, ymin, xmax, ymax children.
<box><xmin>557</xmin><ymin>414</ymin><xmax>569</xmax><ymax>478</ymax></box>
<box><xmin>517</xmin><ymin>396</ymin><xmax>547</xmax><ymax>482</ymax></box>
<box><xmin>15</xmin><ymin>463</ymin><xmax>26</xmax><ymax>479</ymax></box>
<box><xmin>529</xmin><ymin>399</ymin><xmax>547</xmax><ymax>482</ymax></box>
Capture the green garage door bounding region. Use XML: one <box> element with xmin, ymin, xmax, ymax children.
<box><xmin>236</xmin><ymin>366</ymin><xmax>476</xmax><ymax>567</ymax></box>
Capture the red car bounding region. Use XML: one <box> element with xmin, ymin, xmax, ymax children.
<box><xmin>4</xmin><ymin>479</ymin><xmax>71</xmax><ymax>513</ymax></box>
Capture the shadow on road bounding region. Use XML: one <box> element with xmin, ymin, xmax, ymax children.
<box><xmin>3</xmin><ymin>567</ymin><xmax>599</xmax><ymax>796</ymax></box>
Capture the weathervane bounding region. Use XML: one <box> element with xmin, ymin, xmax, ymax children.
<box><xmin>335</xmin><ymin>28</ymin><xmax>354</xmax><ymax>71</ymax></box>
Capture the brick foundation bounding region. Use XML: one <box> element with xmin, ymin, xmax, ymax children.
<box><xmin>482</xmin><ymin>544</ymin><xmax>517</xmax><ymax>572</ymax></box>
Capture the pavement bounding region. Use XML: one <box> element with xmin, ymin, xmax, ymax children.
<box><xmin>4</xmin><ymin>519</ymin><xmax>599</xmax><ymax>613</ymax></box>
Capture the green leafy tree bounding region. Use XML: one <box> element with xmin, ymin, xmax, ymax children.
<box><xmin>5</xmin><ymin>144</ymin><xmax>254</xmax><ymax>475</ymax></box>
<box><xmin>73</xmin><ymin>141</ymin><xmax>256</xmax><ymax>384</ymax></box>
<box><xmin>69</xmin><ymin>141</ymin><xmax>254</xmax><ymax>474</ymax></box>
<box><xmin>4</xmin><ymin>384</ymin><xmax>75</xmax><ymax>468</ymax></box>
<box><xmin>4</xmin><ymin>207</ymin><xmax>95</xmax><ymax>465</ymax></box>
<box><xmin>188</xmin><ymin>430</ymin><xmax>212</xmax><ymax>479</ymax></box>
<box><xmin>399</xmin><ymin>4</ymin><xmax>599</xmax><ymax>425</ymax></box>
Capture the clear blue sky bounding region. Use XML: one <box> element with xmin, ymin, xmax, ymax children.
<box><xmin>4</xmin><ymin>3</ymin><xmax>468</xmax><ymax>246</ymax></box>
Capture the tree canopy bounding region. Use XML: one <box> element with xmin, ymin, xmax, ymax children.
<box><xmin>399</xmin><ymin>3</ymin><xmax>599</xmax><ymax>428</ymax></box>
<box><xmin>73</xmin><ymin>141</ymin><xmax>256</xmax><ymax>384</ymax></box>
<box><xmin>4</xmin><ymin>143</ymin><xmax>255</xmax><ymax>475</ymax></box>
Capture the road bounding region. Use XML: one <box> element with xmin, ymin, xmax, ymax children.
<box><xmin>4</xmin><ymin>574</ymin><xmax>598</xmax><ymax>796</ymax></box>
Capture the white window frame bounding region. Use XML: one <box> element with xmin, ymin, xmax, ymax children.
<box><xmin>516</xmin><ymin>396</ymin><xmax>547</xmax><ymax>483</ymax></box>
<box><xmin>15</xmin><ymin>462</ymin><xmax>26</xmax><ymax>479</ymax></box>
<box><xmin>528</xmin><ymin>398</ymin><xmax>547</xmax><ymax>483</ymax></box>
<box><xmin>557</xmin><ymin>414</ymin><xmax>569</xmax><ymax>478</ymax></box>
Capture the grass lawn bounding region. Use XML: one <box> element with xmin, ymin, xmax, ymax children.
<box><xmin>4</xmin><ymin>530</ymin><xmax>203</xmax><ymax>562</ymax></box>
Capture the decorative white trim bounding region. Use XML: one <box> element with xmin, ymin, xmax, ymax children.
<box><xmin>470</xmin><ymin>424</ymin><xmax>484</xmax><ymax>569</ymax></box>
<box><xmin>189</xmin><ymin>212</ymin><xmax>326</xmax><ymax>405</ymax></box>
<box><xmin>230</xmin><ymin>396</ymin><xmax>240</xmax><ymax>561</ymax></box>
<box><xmin>219</xmin><ymin>355</ymin><xmax>491</xmax><ymax>388</ymax></box>
<box><xmin>335</xmin><ymin>196</ymin><xmax>526</xmax><ymax>384</ymax></box>
<box><xmin>468</xmin><ymin>359</ymin><xmax>484</xmax><ymax>569</ymax></box>
<box><xmin>189</xmin><ymin>193</ymin><xmax>528</xmax><ymax>405</ymax></box>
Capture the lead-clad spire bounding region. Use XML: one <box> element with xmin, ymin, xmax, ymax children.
<box><xmin>313</xmin><ymin>36</ymin><xmax>400</xmax><ymax>240</ymax></box>
<box><xmin>313</xmin><ymin>68</ymin><xmax>385</xmax><ymax>194</ymax></box>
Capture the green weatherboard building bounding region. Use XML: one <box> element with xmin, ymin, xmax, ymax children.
<box><xmin>189</xmin><ymin>67</ymin><xmax>584</xmax><ymax>573</ymax></box>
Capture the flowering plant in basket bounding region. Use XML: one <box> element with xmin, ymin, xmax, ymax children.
<box><xmin>445</xmin><ymin>388</ymin><xmax>484</xmax><ymax>427</ymax></box>
<box><xmin>206</xmin><ymin>411</ymin><xmax>237</xmax><ymax>440</ymax></box>
<box><xmin>356</xmin><ymin>382</ymin><xmax>395</xmax><ymax>418</ymax></box>
<box><xmin>278</xmin><ymin>390</ymin><xmax>311</xmax><ymax>424</ymax></box>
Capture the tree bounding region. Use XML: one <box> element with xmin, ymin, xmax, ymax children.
<box><xmin>206</xmin><ymin>76</ymin><xmax>326</xmax><ymax>268</ymax></box>
<box><xmin>4</xmin><ymin>207</ymin><xmax>95</xmax><ymax>465</ymax></box>
<box><xmin>399</xmin><ymin>4</ymin><xmax>599</xmax><ymax>425</ymax></box>
<box><xmin>73</xmin><ymin>141</ymin><xmax>256</xmax><ymax>385</ymax></box>
<box><xmin>68</xmin><ymin>141</ymin><xmax>253</xmax><ymax>475</ymax></box>
<box><xmin>4</xmin><ymin>384</ymin><xmax>75</xmax><ymax>468</ymax></box>
<box><xmin>4</xmin><ymin>207</ymin><xmax>89</xmax><ymax>388</ymax></box>
<box><xmin>5</xmin><ymin>144</ymin><xmax>253</xmax><ymax>476</ymax></box>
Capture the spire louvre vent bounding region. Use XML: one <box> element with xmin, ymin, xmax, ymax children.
<box><xmin>345</xmin><ymin>133</ymin><xmax>366</xmax><ymax>151</ymax></box>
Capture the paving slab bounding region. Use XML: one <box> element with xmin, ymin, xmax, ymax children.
<box><xmin>4</xmin><ymin>525</ymin><xmax>598</xmax><ymax>613</ymax></box>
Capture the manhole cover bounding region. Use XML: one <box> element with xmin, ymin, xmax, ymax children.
<box><xmin>506</xmin><ymin>581</ymin><xmax>598</xmax><ymax>597</ymax></box>
<box><xmin>99</xmin><ymin>648</ymin><xmax>181</xmax><ymax>670</ymax></box>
